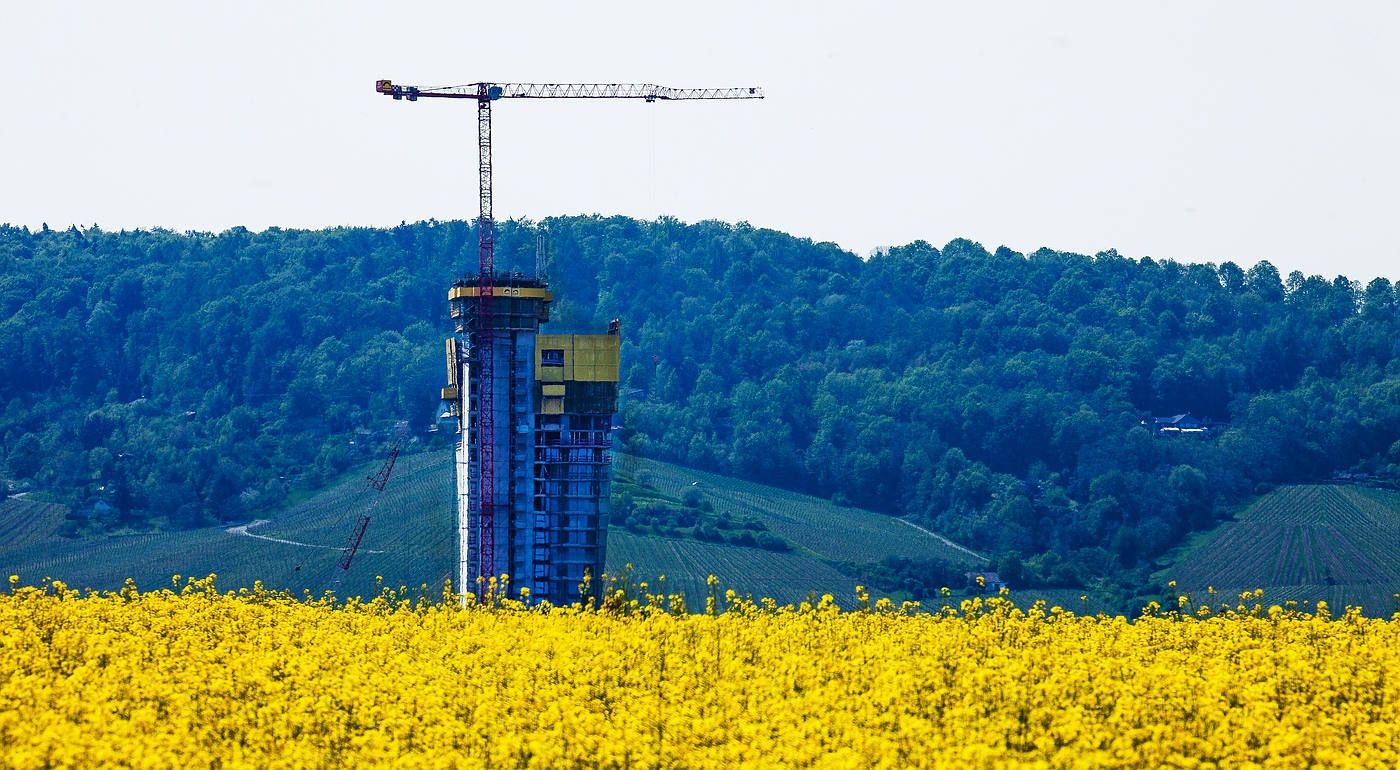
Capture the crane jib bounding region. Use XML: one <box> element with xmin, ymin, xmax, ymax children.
<box><xmin>375</xmin><ymin>80</ymin><xmax>763</xmax><ymax>101</ymax></box>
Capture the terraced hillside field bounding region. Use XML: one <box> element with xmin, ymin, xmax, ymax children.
<box><xmin>0</xmin><ymin>498</ymin><xmax>69</xmax><ymax>552</ymax></box>
<box><xmin>1161</xmin><ymin>485</ymin><xmax>1400</xmax><ymax>615</ymax></box>
<box><xmin>0</xmin><ymin>450</ymin><xmax>454</xmax><ymax>599</ymax></box>
<box><xmin>242</xmin><ymin>448</ymin><xmax>455</xmax><ymax>587</ymax></box>
<box><xmin>605</xmin><ymin>530</ymin><xmax>861</xmax><ymax>606</ymax></box>
<box><xmin>2</xmin><ymin>450</ymin><xmax>982</xmax><ymax>607</ymax></box>
<box><xmin>614</xmin><ymin>454</ymin><xmax>982</xmax><ymax>565</ymax></box>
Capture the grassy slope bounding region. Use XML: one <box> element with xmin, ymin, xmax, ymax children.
<box><xmin>606</xmin><ymin>530</ymin><xmax>860</xmax><ymax>607</ymax></box>
<box><xmin>0</xmin><ymin>451</ymin><xmax>454</xmax><ymax>599</ymax></box>
<box><xmin>0</xmin><ymin>498</ymin><xmax>69</xmax><ymax>552</ymax></box>
<box><xmin>1</xmin><ymin>449</ymin><xmax>989</xmax><ymax>607</ymax></box>
<box><xmin>1158</xmin><ymin>485</ymin><xmax>1400</xmax><ymax>615</ymax></box>
<box><xmin>614</xmin><ymin>455</ymin><xmax>982</xmax><ymax>565</ymax></box>
<box><xmin>609</xmin><ymin>455</ymin><xmax>989</xmax><ymax>606</ymax></box>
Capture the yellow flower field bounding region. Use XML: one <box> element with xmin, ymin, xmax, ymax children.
<box><xmin>2</xmin><ymin>576</ymin><xmax>1399</xmax><ymax>769</ymax></box>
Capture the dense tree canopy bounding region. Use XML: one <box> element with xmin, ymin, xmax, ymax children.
<box><xmin>3</xmin><ymin>217</ymin><xmax>1398</xmax><ymax>601</ymax></box>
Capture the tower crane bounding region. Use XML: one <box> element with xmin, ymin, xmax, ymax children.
<box><xmin>375</xmin><ymin>80</ymin><xmax>762</xmax><ymax>592</ymax></box>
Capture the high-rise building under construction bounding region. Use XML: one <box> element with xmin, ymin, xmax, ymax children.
<box><xmin>376</xmin><ymin>77</ymin><xmax>757</xmax><ymax>603</ymax></box>
<box><xmin>443</xmin><ymin>273</ymin><xmax>619</xmax><ymax>604</ymax></box>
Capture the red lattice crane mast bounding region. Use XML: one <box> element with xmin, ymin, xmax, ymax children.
<box><xmin>337</xmin><ymin>444</ymin><xmax>400</xmax><ymax>571</ymax></box>
<box><xmin>374</xmin><ymin>80</ymin><xmax>762</xmax><ymax>590</ymax></box>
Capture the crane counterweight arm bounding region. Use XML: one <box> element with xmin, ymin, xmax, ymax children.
<box><xmin>376</xmin><ymin>81</ymin><xmax>763</xmax><ymax>102</ymax></box>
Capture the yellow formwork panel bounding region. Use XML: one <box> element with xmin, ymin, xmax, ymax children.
<box><xmin>542</xmin><ymin>385</ymin><xmax>566</xmax><ymax>396</ymax></box>
<box><xmin>536</xmin><ymin>334</ymin><xmax>572</xmax><ymax>380</ymax></box>
<box><xmin>449</xmin><ymin>286</ymin><xmax>554</xmax><ymax>300</ymax></box>
<box><xmin>596</xmin><ymin>335</ymin><xmax>621</xmax><ymax>383</ymax></box>
<box><xmin>445</xmin><ymin>338</ymin><xmax>460</xmax><ymax>386</ymax></box>
<box><xmin>534</xmin><ymin>333</ymin><xmax>619</xmax><ymax>382</ymax></box>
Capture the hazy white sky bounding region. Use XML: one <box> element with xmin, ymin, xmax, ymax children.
<box><xmin>2</xmin><ymin>2</ymin><xmax>1397</xmax><ymax>280</ymax></box>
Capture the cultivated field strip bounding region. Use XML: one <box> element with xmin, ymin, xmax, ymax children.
<box><xmin>1244</xmin><ymin>485</ymin><xmax>1399</xmax><ymax>527</ymax></box>
<box><xmin>0</xmin><ymin>499</ymin><xmax>68</xmax><ymax>554</ymax></box>
<box><xmin>605</xmin><ymin>529</ymin><xmax>861</xmax><ymax>606</ymax></box>
<box><xmin>1171</xmin><ymin>524</ymin><xmax>1400</xmax><ymax>588</ymax></box>
<box><xmin>614</xmin><ymin>454</ymin><xmax>981</xmax><ymax>564</ymax></box>
<box><xmin>1165</xmin><ymin>485</ymin><xmax>1400</xmax><ymax>612</ymax></box>
<box><xmin>1343</xmin><ymin>487</ymin><xmax>1400</xmax><ymax>524</ymax></box>
<box><xmin>257</xmin><ymin>450</ymin><xmax>454</xmax><ymax>553</ymax></box>
<box><xmin>4</xmin><ymin>527</ymin><xmax>275</xmax><ymax>589</ymax></box>
<box><xmin>8</xmin><ymin>450</ymin><xmax>967</xmax><ymax>606</ymax></box>
<box><xmin>1</xmin><ymin>450</ymin><xmax>456</xmax><ymax>599</ymax></box>
<box><xmin>1200</xmin><ymin>584</ymin><xmax>1400</xmax><ymax>616</ymax></box>
<box><xmin>232</xmin><ymin>448</ymin><xmax>456</xmax><ymax>595</ymax></box>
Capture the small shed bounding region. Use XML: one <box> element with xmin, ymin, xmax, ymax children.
<box><xmin>1145</xmin><ymin>413</ymin><xmax>1225</xmax><ymax>436</ymax></box>
<box><xmin>964</xmin><ymin>572</ymin><xmax>1007</xmax><ymax>592</ymax></box>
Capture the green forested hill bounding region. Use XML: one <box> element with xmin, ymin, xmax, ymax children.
<box><xmin>2</xmin><ymin>217</ymin><xmax>1399</xmax><ymax>605</ymax></box>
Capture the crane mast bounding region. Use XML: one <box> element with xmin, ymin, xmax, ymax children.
<box><xmin>473</xmin><ymin>85</ymin><xmax>497</xmax><ymax>583</ymax></box>
<box><xmin>337</xmin><ymin>444</ymin><xmax>401</xmax><ymax>571</ymax></box>
<box><xmin>376</xmin><ymin>80</ymin><xmax>762</xmax><ymax>596</ymax></box>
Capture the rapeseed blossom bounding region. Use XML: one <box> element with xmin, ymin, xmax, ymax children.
<box><xmin>2</xmin><ymin>574</ymin><xmax>1398</xmax><ymax>768</ymax></box>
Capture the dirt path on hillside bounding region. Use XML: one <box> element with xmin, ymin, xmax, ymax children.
<box><xmin>224</xmin><ymin>520</ymin><xmax>383</xmax><ymax>553</ymax></box>
<box><xmin>893</xmin><ymin>518</ymin><xmax>985</xmax><ymax>561</ymax></box>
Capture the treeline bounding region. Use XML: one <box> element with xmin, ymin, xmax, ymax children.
<box><xmin>597</xmin><ymin>224</ymin><xmax>1400</xmax><ymax>604</ymax></box>
<box><xmin>0</xmin><ymin>223</ymin><xmax>457</xmax><ymax>528</ymax></box>
<box><xmin>3</xmin><ymin>218</ymin><xmax>1398</xmax><ymax>605</ymax></box>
